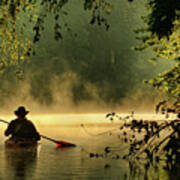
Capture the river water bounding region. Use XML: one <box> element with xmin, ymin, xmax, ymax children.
<box><xmin>0</xmin><ymin>114</ymin><xmax>179</xmax><ymax>180</ymax></box>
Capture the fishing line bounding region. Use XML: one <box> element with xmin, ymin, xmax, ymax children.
<box><xmin>80</xmin><ymin>112</ymin><xmax>139</xmax><ymax>137</ymax></box>
<box><xmin>80</xmin><ymin>123</ymin><xmax>123</xmax><ymax>137</ymax></box>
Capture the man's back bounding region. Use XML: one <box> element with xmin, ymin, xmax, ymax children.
<box><xmin>5</xmin><ymin>118</ymin><xmax>40</xmax><ymax>141</ymax></box>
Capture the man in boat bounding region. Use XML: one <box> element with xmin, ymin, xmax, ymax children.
<box><xmin>4</xmin><ymin>106</ymin><xmax>40</xmax><ymax>146</ymax></box>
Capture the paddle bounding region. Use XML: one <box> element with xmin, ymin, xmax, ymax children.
<box><xmin>0</xmin><ymin>119</ymin><xmax>76</xmax><ymax>148</ymax></box>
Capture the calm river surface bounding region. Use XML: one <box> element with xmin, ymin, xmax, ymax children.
<box><xmin>0</xmin><ymin>114</ymin><xmax>179</xmax><ymax>180</ymax></box>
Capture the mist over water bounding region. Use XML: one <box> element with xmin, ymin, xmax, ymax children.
<box><xmin>0</xmin><ymin>0</ymin><xmax>173</xmax><ymax>113</ymax></box>
<box><xmin>0</xmin><ymin>114</ymin><xmax>178</xmax><ymax>180</ymax></box>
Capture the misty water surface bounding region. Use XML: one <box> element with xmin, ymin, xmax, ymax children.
<box><xmin>0</xmin><ymin>114</ymin><xmax>179</xmax><ymax>180</ymax></box>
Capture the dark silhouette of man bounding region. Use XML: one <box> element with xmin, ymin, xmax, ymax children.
<box><xmin>4</xmin><ymin>106</ymin><xmax>40</xmax><ymax>142</ymax></box>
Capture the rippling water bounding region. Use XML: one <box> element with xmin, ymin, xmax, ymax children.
<box><xmin>0</xmin><ymin>114</ymin><xmax>179</xmax><ymax>180</ymax></box>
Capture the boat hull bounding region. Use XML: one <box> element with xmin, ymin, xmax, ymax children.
<box><xmin>5</xmin><ymin>139</ymin><xmax>38</xmax><ymax>148</ymax></box>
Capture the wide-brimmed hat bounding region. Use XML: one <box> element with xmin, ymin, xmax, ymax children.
<box><xmin>14</xmin><ymin>106</ymin><xmax>29</xmax><ymax>117</ymax></box>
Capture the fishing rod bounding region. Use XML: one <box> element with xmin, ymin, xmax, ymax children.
<box><xmin>0</xmin><ymin>119</ymin><xmax>76</xmax><ymax>148</ymax></box>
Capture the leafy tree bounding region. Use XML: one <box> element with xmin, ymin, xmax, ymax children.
<box><xmin>0</xmin><ymin>0</ymin><xmax>112</xmax><ymax>73</ymax></box>
<box><xmin>129</xmin><ymin>0</ymin><xmax>180</xmax><ymax>117</ymax></box>
<box><xmin>81</xmin><ymin>0</ymin><xmax>180</xmax><ymax>166</ymax></box>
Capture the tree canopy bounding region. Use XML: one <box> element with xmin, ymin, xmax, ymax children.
<box><xmin>130</xmin><ymin>0</ymin><xmax>180</xmax><ymax>117</ymax></box>
<box><xmin>1</xmin><ymin>0</ymin><xmax>180</xmax><ymax>113</ymax></box>
<box><xmin>0</xmin><ymin>0</ymin><xmax>112</xmax><ymax>73</ymax></box>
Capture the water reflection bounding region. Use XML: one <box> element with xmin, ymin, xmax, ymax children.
<box><xmin>126</xmin><ymin>158</ymin><xmax>180</xmax><ymax>180</ymax></box>
<box><xmin>5</xmin><ymin>146</ymin><xmax>38</xmax><ymax>180</ymax></box>
<box><xmin>2</xmin><ymin>121</ymin><xmax>180</xmax><ymax>180</ymax></box>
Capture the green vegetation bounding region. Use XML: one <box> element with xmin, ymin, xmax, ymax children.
<box><xmin>1</xmin><ymin>0</ymin><xmax>163</xmax><ymax>107</ymax></box>
<box><xmin>0</xmin><ymin>0</ymin><xmax>179</xmax><ymax>110</ymax></box>
<box><xmin>83</xmin><ymin>0</ymin><xmax>180</xmax><ymax>169</ymax></box>
<box><xmin>0</xmin><ymin>0</ymin><xmax>111</xmax><ymax>73</ymax></box>
<box><xmin>130</xmin><ymin>0</ymin><xmax>180</xmax><ymax>116</ymax></box>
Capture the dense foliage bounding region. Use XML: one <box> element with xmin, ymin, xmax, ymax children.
<box><xmin>0</xmin><ymin>0</ymin><xmax>112</xmax><ymax>73</ymax></box>
<box><xmin>87</xmin><ymin>112</ymin><xmax>180</xmax><ymax>160</ymax></box>
<box><xmin>130</xmin><ymin>0</ymin><xmax>180</xmax><ymax>117</ymax></box>
<box><xmin>86</xmin><ymin>112</ymin><xmax>180</xmax><ymax>178</ymax></box>
<box><xmin>82</xmin><ymin>0</ymin><xmax>180</xmax><ymax>169</ymax></box>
